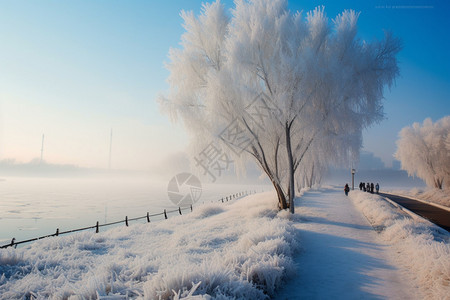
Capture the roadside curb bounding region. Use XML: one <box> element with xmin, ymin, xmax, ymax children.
<box><xmin>383</xmin><ymin>191</ymin><xmax>450</xmax><ymax>213</ymax></box>
<box><xmin>380</xmin><ymin>194</ymin><xmax>449</xmax><ymax>236</ymax></box>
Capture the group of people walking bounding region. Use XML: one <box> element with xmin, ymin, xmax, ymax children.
<box><xmin>344</xmin><ymin>182</ymin><xmax>380</xmax><ymax>196</ymax></box>
<box><xmin>359</xmin><ymin>182</ymin><xmax>379</xmax><ymax>194</ymax></box>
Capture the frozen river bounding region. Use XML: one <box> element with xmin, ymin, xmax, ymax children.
<box><xmin>0</xmin><ymin>176</ymin><xmax>266</xmax><ymax>245</ymax></box>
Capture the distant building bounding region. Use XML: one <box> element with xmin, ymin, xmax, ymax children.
<box><xmin>358</xmin><ymin>151</ymin><xmax>385</xmax><ymax>170</ymax></box>
<box><xmin>392</xmin><ymin>160</ymin><xmax>401</xmax><ymax>170</ymax></box>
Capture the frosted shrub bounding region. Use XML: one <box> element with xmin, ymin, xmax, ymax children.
<box><xmin>0</xmin><ymin>248</ymin><xmax>23</xmax><ymax>266</ymax></box>
<box><xmin>242</xmin><ymin>254</ymin><xmax>294</xmax><ymax>297</ymax></box>
<box><xmin>251</xmin><ymin>238</ymin><xmax>291</xmax><ymax>258</ymax></box>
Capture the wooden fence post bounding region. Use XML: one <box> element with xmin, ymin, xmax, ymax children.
<box><xmin>55</xmin><ymin>228</ymin><xmax>59</xmax><ymax>236</ymax></box>
<box><xmin>96</xmin><ymin>221</ymin><xmax>99</xmax><ymax>233</ymax></box>
<box><xmin>10</xmin><ymin>238</ymin><xmax>15</xmax><ymax>248</ymax></box>
<box><xmin>125</xmin><ymin>216</ymin><xmax>129</xmax><ymax>227</ymax></box>
<box><xmin>178</xmin><ymin>207</ymin><xmax>182</xmax><ymax>215</ymax></box>
<box><xmin>190</xmin><ymin>205</ymin><xmax>193</xmax><ymax>212</ymax></box>
<box><xmin>164</xmin><ymin>209</ymin><xmax>168</xmax><ymax>219</ymax></box>
<box><xmin>147</xmin><ymin>212</ymin><xmax>150</xmax><ymax>223</ymax></box>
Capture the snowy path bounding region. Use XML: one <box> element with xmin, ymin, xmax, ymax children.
<box><xmin>276</xmin><ymin>188</ymin><xmax>419</xmax><ymax>299</ymax></box>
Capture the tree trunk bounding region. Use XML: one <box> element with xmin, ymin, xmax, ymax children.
<box><xmin>434</xmin><ymin>178</ymin><xmax>443</xmax><ymax>189</ymax></box>
<box><xmin>248</xmin><ymin>143</ymin><xmax>288</xmax><ymax>210</ymax></box>
<box><xmin>272</xmin><ymin>180</ymin><xmax>288</xmax><ymax>210</ymax></box>
<box><xmin>309</xmin><ymin>163</ymin><xmax>315</xmax><ymax>188</ymax></box>
<box><xmin>285</xmin><ymin>123</ymin><xmax>295</xmax><ymax>214</ymax></box>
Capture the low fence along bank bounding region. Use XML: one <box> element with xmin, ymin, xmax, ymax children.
<box><xmin>1</xmin><ymin>190</ymin><xmax>255</xmax><ymax>249</ymax></box>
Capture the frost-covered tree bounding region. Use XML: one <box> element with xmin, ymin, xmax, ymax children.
<box><xmin>160</xmin><ymin>0</ymin><xmax>400</xmax><ymax>212</ymax></box>
<box><xmin>395</xmin><ymin>116</ymin><xmax>450</xmax><ymax>189</ymax></box>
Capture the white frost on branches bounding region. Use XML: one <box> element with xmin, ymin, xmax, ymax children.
<box><xmin>395</xmin><ymin>116</ymin><xmax>450</xmax><ymax>189</ymax></box>
<box><xmin>159</xmin><ymin>0</ymin><xmax>401</xmax><ymax>211</ymax></box>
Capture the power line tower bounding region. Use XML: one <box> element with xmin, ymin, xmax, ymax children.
<box><xmin>108</xmin><ymin>128</ymin><xmax>112</xmax><ymax>170</ymax></box>
<box><xmin>40</xmin><ymin>134</ymin><xmax>45</xmax><ymax>164</ymax></box>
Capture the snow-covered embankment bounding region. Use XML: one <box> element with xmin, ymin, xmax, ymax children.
<box><xmin>0</xmin><ymin>192</ymin><xmax>299</xmax><ymax>299</ymax></box>
<box><xmin>349</xmin><ymin>191</ymin><xmax>450</xmax><ymax>299</ymax></box>
<box><xmin>387</xmin><ymin>187</ymin><xmax>450</xmax><ymax>209</ymax></box>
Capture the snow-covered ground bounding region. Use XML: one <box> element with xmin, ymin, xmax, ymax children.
<box><xmin>0</xmin><ymin>192</ymin><xmax>298</xmax><ymax>299</ymax></box>
<box><xmin>349</xmin><ymin>190</ymin><xmax>450</xmax><ymax>299</ymax></box>
<box><xmin>276</xmin><ymin>188</ymin><xmax>421</xmax><ymax>299</ymax></box>
<box><xmin>386</xmin><ymin>187</ymin><xmax>450</xmax><ymax>209</ymax></box>
<box><xmin>1</xmin><ymin>187</ymin><xmax>449</xmax><ymax>299</ymax></box>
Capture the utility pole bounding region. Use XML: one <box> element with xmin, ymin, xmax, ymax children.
<box><xmin>351</xmin><ymin>168</ymin><xmax>356</xmax><ymax>190</ymax></box>
<box><xmin>40</xmin><ymin>134</ymin><xmax>45</xmax><ymax>164</ymax></box>
<box><xmin>108</xmin><ymin>128</ymin><xmax>112</xmax><ymax>170</ymax></box>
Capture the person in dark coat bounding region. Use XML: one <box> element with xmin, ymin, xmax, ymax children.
<box><xmin>370</xmin><ymin>183</ymin><xmax>374</xmax><ymax>193</ymax></box>
<box><xmin>359</xmin><ymin>182</ymin><xmax>363</xmax><ymax>191</ymax></box>
<box><xmin>375</xmin><ymin>183</ymin><xmax>380</xmax><ymax>194</ymax></box>
<box><xmin>366</xmin><ymin>182</ymin><xmax>370</xmax><ymax>192</ymax></box>
<box><xmin>344</xmin><ymin>184</ymin><xmax>350</xmax><ymax>196</ymax></box>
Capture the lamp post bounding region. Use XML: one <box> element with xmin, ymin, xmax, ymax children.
<box><xmin>351</xmin><ymin>168</ymin><xmax>356</xmax><ymax>190</ymax></box>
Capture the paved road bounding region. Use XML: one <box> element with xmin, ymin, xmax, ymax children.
<box><xmin>380</xmin><ymin>193</ymin><xmax>450</xmax><ymax>232</ymax></box>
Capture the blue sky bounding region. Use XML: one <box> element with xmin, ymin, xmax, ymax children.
<box><xmin>0</xmin><ymin>0</ymin><xmax>449</xmax><ymax>170</ymax></box>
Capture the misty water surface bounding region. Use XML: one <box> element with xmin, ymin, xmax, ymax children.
<box><xmin>0</xmin><ymin>177</ymin><xmax>267</xmax><ymax>245</ymax></box>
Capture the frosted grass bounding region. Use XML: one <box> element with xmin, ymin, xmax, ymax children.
<box><xmin>349</xmin><ymin>190</ymin><xmax>450</xmax><ymax>299</ymax></box>
<box><xmin>0</xmin><ymin>191</ymin><xmax>299</xmax><ymax>299</ymax></box>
